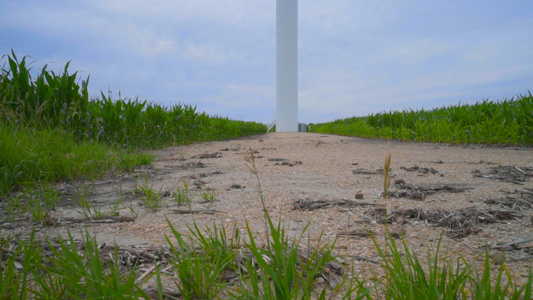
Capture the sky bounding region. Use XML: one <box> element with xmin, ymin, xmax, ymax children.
<box><xmin>1</xmin><ymin>0</ymin><xmax>532</xmax><ymax>124</ymax></box>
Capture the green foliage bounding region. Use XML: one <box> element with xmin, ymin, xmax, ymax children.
<box><xmin>0</xmin><ymin>230</ymin><xmax>149</xmax><ymax>299</ymax></box>
<box><xmin>310</xmin><ymin>93</ymin><xmax>533</xmax><ymax>145</ymax></box>
<box><xmin>0</xmin><ymin>50</ymin><xmax>90</xmax><ymax>131</ymax></box>
<box><xmin>0</xmin><ymin>51</ymin><xmax>266</xmax><ymax>150</ymax></box>
<box><xmin>236</xmin><ymin>218</ymin><xmax>339</xmax><ymax>299</ymax></box>
<box><xmin>136</xmin><ymin>175</ymin><xmax>165</xmax><ymax>212</ymax></box>
<box><xmin>172</xmin><ymin>180</ymin><xmax>192</xmax><ymax>206</ymax></box>
<box><xmin>199</xmin><ymin>188</ymin><xmax>217</xmax><ymax>203</ymax></box>
<box><xmin>0</xmin><ymin>50</ymin><xmax>263</xmax><ymax>196</ymax></box>
<box><xmin>32</xmin><ymin>230</ymin><xmax>148</xmax><ymax>299</ymax></box>
<box><xmin>371</xmin><ymin>231</ymin><xmax>532</xmax><ymax>299</ymax></box>
<box><xmin>236</xmin><ymin>148</ymin><xmax>341</xmax><ymax>299</ymax></box>
<box><xmin>0</xmin><ymin>123</ymin><xmax>153</xmax><ymax>196</ymax></box>
<box><xmin>166</xmin><ymin>219</ymin><xmax>236</xmax><ymax>299</ymax></box>
<box><xmin>0</xmin><ymin>232</ymin><xmax>40</xmax><ymax>299</ymax></box>
<box><xmin>373</xmin><ymin>233</ymin><xmax>470</xmax><ymax>299</ymax></box>
<box><xmin>4</xmin><ymin>185</ymin><xmax>61</xmax><ymax>222</ymax></box>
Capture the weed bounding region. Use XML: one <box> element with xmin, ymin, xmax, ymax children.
<box><xmin>27</xmin><ymin>196</ymin><xmax>50</xmax><ymax>223</ymax></box>
<box><xmin>199</xmin><ymin>188</ymin><xmax>217</xmax><ymax>203</ymax></box>
<box><xmin>370</xmin><ymin>231</ymin><xmax>532</xmax><ymax>299</ymax></box>
<box><xmin>165</xmin><ymin>218</ymin><xmax>235</xmax><ymax>299</ymax></box>
<box><xmin>172</xmin><ymin>179</ymin><xmax>192</xmax><ymax>206</ymax></box>
<box><xmin>470</xmin><ymin>254</ymin><xmax>532</xmax><ymax>299</ymax></box>
<box><xmin>137</xmin><ymin>175</ymin><xmax>165</xmax><ymax>212</ymax></box>
<box><xmin>32</xmin><ymin>230</ymin><xmax>149</xmax><ymax>299</ymax></box>
<box><xmin>5</xmin><ymin>194</ymin><xmax>25</xmax><ymax>220</ymax></box>
<box><xmin>74</xmin><ymin>184</ymin><xmax>122</xmax><ymax>219</ymax></box>
<box><xmin>236</xmin><ymin>147</ymin><xmax>340</xmax><ymax>299</ymax></box>
<box><xmin>127</xmin><ymin>203</ymin><xmax>139</xmax><ymax>219</ymax></box>
<box><xmin>244</xmin><ymin>146</ymin><xmax>269</xmax><ymax>241</ymax></box>
<box><xmin>383</xmin><ymin>153</ymin><xmax>392</xmax><ymax>199</ymax></box>
<box><xmin>0</xmin><ymin>123</ymin><xmax>153</xmax><ymax>197</ymax></box>
<box><xmin>41</xmin><ymin>186</ymin><xmax>61</xmax><ymax>208</ymax></box>
<box><xmin>0</xmin><ymin>231</ymin><xmax>41</xmax><ymax>299</ymax></box>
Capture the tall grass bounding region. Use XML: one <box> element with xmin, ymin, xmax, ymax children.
<box><xmin>0</xmin><ymin>122</ymin><xmax>152</xmax><ymax>196</ymax></box>
<box><xmin>310</xmin><ymin>93</ymin><xmax>533</xmax><ymax>145</ymax></box>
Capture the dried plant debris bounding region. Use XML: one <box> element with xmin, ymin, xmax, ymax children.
<box><xmin>490</xmin><ymin>236</ymin><xmax>533</xmax><ymax>262</ymax></box>
<box><xmin>400</xmin><ymin>165</ymin><xmax>439</xmax><ymax>175</ymax></box>
<box><xmin>228</xmin><ymin>184</ymin><xmax>245</xmax><ymax>189</ymax></box>
<box><xmin>268</xmin><ymin>158</ymin><xmax>303</xmax><ymax>166</ymax></box>
<box><xmin>193</xmin><ymin>180</ymin><xmax>206</xmax><ymax>187</ymax></box>
<box><xmin>4</xmin><ymin>237</ymin><xmax>171</xmax><ymax>269</ymax></box>
<box><xmin>337</xmin><ymin>229</ymin><xmax>375</xmax><ymax>238</ymax></box>
<box><xmin>131</xmin><ymin>166</ymin><xmax>155</xmax><ymax>178</ymax></box>
<box><xmin>465</xmin><ymin>160</ymin><xmax>497</xmax><ymax>165</ymax></box>
<box><xmin>178</xmin><ymin>162</ymin><xmax>207</xmax><ymax>169</ymax></box>
<box><xmin>387</xmin><ymin>183</ymin><xmax>473</xmax><ymax>200</ymax></box>
<box><xmin>352</xmin><ymin>168</ymin><xmax>385</xmax><ymax>175</ymax></box>
<box><xmin>338</xmin><ymin>228</ymin><xmax>405</xmax><ymax>239</ymax></box>
<box><xmin>484</xmin><ymin>188</ymin><xmax>533</xmax><ymax>210</ymax></box>
<box><xmin>276</xmin><ymin>161</ymin><xmax>303</xmax><ymax>167</ymax></box>
<box><xmin>268</xmin><ymin>158</ymin><xmax>289</xmax><ymax>162</ymax></box>
<box><xmin>192</xmin><ymin>152</ymin><xmax>221</xmax><ymax>159</ymax></box>
<box><xmin>292</xmin><ymin>198</ymin><xmax>381</xmax><ymax>211</ymax></box>
<box><xmin>367</xmin><ymin>208</ymin><xmax>521</xmax><ymax>238</ymax></box>
<box><xmin>195</xmin><ymin>171</ymin><xmax>225</xmax><ymax>178</ymax></box>
<box><xmin>491</xmin><ymin>236</ymin><xmax>533</xmax><ymax>252</ymax></box>
<box><xmin>472</xmin><ymin>165</ymin><xmax>533</xmax><ymax>184</ymax></box>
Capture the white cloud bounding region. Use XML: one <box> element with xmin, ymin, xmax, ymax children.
<box><xmin>198</xmin><ymin>83</ymin><xmax>273</xmax><ymax>109</ymax></box>
<box><xmin>182</xmin><ymin>43</ymin><xmax>232</xmax><ymax>64</ymax></box>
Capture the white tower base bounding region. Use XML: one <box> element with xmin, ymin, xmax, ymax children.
<box><xmin>276</xmin><ymin>0</ymin><xmax>298</xmax><ymax>132</ymax></box>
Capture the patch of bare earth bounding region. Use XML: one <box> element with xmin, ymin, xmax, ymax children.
<box><xmin>2</xmin><ymin>132</ymin><xmax>533</xmax><ymax>289</ymax></box>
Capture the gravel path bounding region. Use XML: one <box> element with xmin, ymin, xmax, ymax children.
<box><xmin>4</xmin><ymin>132</ymin><xmax>533</xmax><ymax>283</ymax></box>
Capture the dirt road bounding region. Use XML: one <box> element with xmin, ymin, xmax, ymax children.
<box><xmin>3</xmin><ymin>132</ymin><xmax>533</xmax><ymax>282</ymax></box>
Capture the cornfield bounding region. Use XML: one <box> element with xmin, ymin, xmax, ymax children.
<box><xmin>310</xmin><ymin>93</ymin><xmax>533</xmax><ymax>145</ymax></box>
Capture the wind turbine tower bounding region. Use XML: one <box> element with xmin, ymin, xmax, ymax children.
<box><xmin>276</xmin><ymin>0</ymin><xmax>298</xmax><ymax>132</ymax></box>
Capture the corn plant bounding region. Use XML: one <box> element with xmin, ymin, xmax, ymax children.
<box><xmin>0</xmin><ymin>50</ymin><xmax>264</xmax><ymax>197</ymax></box>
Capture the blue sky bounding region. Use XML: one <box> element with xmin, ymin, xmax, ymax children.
<box><xmin>1</xmin><ymin>0</ymin><xmax>532</xmax><ymax>124</ymax></box>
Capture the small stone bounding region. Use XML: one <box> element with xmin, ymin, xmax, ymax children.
<box><xmin>355</xmin><ymin>193</ymin><xmax>364</xmax><ymax>199</ymax></box>
<box><xmin>1</xmin><ymin>222</ymin><xmax>15</xmax><ymax>229</ymax></box>
<box><xmin>394</xmin><ymin>179</ymin><xmax>405</xmax><ymax>185</ymax></box>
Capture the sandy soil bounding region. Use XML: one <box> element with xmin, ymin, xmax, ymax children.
<box><xmin>2</xmin><ymin>132</ymin><xmax>533</xmax><ymax>284</ymax></box>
